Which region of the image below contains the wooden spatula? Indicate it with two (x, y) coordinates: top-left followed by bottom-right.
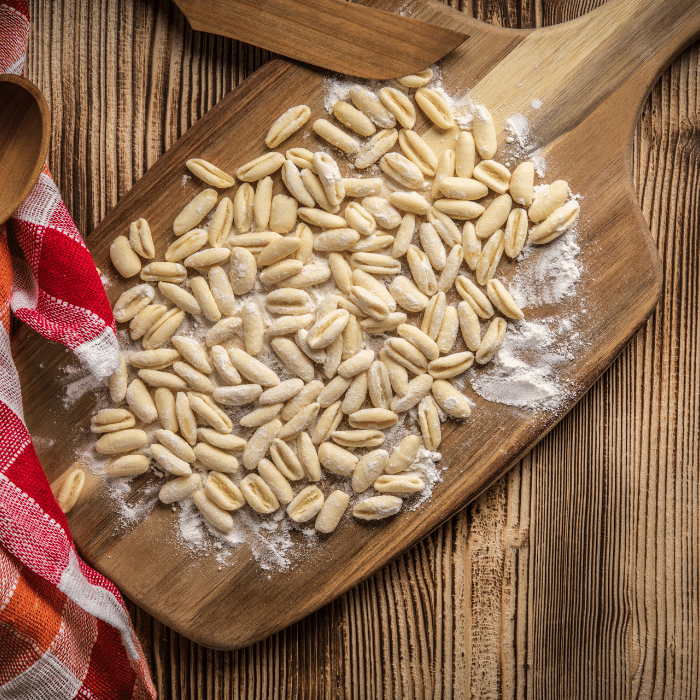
(171, 0), (469, 79)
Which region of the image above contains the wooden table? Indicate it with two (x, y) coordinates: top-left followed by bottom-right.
(22, 0), (699, 696)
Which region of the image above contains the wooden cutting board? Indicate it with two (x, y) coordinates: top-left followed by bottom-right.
(13, 0), (699, 650)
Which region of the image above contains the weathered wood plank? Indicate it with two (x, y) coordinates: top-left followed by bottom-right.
(21, 0), (700, 697)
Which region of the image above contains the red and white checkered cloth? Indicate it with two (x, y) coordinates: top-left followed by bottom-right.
(0, 2), (156, 697)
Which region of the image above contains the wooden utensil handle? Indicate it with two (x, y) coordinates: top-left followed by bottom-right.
(172, 0), (468, 79)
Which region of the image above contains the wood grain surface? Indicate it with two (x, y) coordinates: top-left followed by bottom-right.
(20, 0), (700, 695)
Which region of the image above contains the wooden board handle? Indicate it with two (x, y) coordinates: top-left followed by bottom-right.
(467, 0), (700, 149)
(565, 0), (700, 79)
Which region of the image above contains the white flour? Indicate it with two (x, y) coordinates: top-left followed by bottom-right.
(510, 230), (581, 308)
(504, 114), (529, 149)
(210, 510), (297, 570)
(530, 152), (547, 178)
(60, 361), (110, 412)
(63, 372), (104, 410)
(471, 317), (580, 409)
(177, 498), (207, 547)
(471, 225), (583, 410)
(403, 448), (443, 510)
(322, 77), (355, 113)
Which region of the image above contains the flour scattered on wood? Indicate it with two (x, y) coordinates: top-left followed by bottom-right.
(61, 362), (108, 411)
(471, 317), (581, 409)
(471, 225), (583, 410)
(210, 510), (297, 570)
(403, 448), (443, 510)
(177, 498), (207, 547)
(504, 115), (529, 149)
(511, 230), (581, 307)
(322, 77), (355, 114)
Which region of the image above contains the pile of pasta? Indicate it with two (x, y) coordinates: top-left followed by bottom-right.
(90, 67), (580, 536)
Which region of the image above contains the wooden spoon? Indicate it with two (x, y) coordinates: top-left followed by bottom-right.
(0, 74), (51, 225)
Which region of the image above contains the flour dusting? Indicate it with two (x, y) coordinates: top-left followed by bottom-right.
(403, 449), (443, 510)
(504, 115), (529, 148)
(510, 230), (581, 308)
(471, 318), (580, 409)
(471, 220), (583, 411)
(61, 363), (107, 411)
(177, 498), (207, 546)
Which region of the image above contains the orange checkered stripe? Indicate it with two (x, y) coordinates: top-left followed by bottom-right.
(0, 230), (12, 335)
(0, 545), (153, 699)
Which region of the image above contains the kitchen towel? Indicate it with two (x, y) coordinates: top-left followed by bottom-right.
(0, 1), (156, 697)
